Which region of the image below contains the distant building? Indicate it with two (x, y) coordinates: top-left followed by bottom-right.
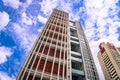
(17, 9), (99, 80)
(98, 42), (120, 80)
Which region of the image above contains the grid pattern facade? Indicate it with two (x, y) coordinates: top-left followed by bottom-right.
(98, 42), (120, 80)
(17, 9), (99, 80)
(17, 9), (70, 80)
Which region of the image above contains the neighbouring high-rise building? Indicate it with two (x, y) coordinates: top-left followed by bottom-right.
(17, 9), (99, 80)
(98, 42), (120, 80)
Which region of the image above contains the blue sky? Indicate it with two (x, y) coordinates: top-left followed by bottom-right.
(0, 0), (120, 80)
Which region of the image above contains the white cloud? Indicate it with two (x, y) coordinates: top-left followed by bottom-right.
(0, 11), (10, 30)
(0, 46), (12, 64)
(56, 0), (79, 20)
(21, 12), (33, 25)
(40, 0), (58, 15)
(2, 0), (22, 9)
(37, 15), (47, 23)
(38, 26), (44, 33)
(13, 23), (37, 52)
(84, 0), (120, 80)
(39, 0), (84, 21)
(26, 0), (32, 5)
(0, 71), (15, 80)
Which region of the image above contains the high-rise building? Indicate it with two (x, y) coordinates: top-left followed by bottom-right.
(98, 42), (120, 80)
(17, 9), (99, 80)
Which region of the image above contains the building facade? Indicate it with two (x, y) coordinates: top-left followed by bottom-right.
(17, 9), (99, 80)
(98, 42), (120, 80)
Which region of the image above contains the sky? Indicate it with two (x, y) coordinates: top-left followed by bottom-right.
(0, 0), (120, 80)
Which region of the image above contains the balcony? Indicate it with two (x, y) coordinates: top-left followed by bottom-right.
(72, 69), (84, 76)
(70, 26), (77, 30)
(71, 56), (82, 63)
(70, 28), (78, 38)
(71, 51), (81, 57)
(71, 42), (81, 53)
(70, 40), (79, 45)
(70, 36), (79, 40)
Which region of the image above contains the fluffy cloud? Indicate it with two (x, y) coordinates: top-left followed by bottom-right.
(0, 46), (12, 64)
(39, 0), (84, 21)
(84, 0), (120, 79)
(38, 26), (44, 33)
(21, 12), (33, 25)
(13, 23), (37, 52)
(2, 0), (22, 9)
(40, 0), (58, 15)
(0, 71), (15, 80)
(37, 15), (47, 23)
(0, 11), (10, 30)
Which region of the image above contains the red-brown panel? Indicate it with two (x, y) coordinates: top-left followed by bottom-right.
(38, 59), (45, 70)
(33, 58), (39, 69)
(61, 52), (64, 59)
(49, 33), (53, 38)
(54, 21), (56, 25)
(59, 36), (65, 41)
(43, 46), (49, 55)
(60, 29), (66, 34)
(53, 63), (58, 75)
(99, 43), (105, 53)
(62, 36), (65, 41)
(48, 26), (52, 29)
(59, 36), (62, 41)
(49, 48), (55, 57)
(35, 77), (40, 80)
(46, 32), (49, 36)
(59, 65), (63, 76)
(53, 34), (58, 39)
(39, 46), (44, 53)
(65, 53), (67, 60)
(45, 61), (52, 73)
(55, 27), (59, 32)
(28, 75), (40, 80)
(51, 26), (55, 30)
(28, 75), (33, 80)
(64, 66), (66, 77)
(57, 22), (60, 26)
(56, 50), (60, 58)
(61, 23), (63, 26)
